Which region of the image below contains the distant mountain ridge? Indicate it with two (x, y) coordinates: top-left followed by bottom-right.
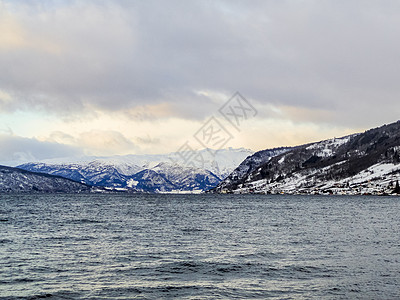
(212, 121), (400, 195)
(17, 148), (253, 193)
(0, 165), (91, 193)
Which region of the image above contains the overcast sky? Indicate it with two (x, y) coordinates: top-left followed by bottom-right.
(1, 0), (400, 164)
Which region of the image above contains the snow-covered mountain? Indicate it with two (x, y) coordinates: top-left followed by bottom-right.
(129, 169), (176, 193)
(151, 162), (221, 191)
(0, 165), (91, 193)
(17, 148), (253, 193)
(31, 147), (253, 179)
(212, 121), (400, 195)
(215, 147), (293, 191)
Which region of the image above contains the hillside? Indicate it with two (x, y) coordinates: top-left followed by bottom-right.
(0, 165), (91, 193)
(212, 121), (400, 195)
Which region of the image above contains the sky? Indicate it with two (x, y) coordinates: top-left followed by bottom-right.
(1, 0), (400, 165)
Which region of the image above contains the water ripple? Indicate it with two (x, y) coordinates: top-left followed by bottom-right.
(1, 194), (399, 299)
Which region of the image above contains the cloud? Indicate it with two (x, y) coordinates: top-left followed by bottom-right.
(0, 134), (83, 166)
(0, 129), (142, 166)
(135, 135), (160, 145)
(77, 130), (138, 156)
(1, 0), (400, 157)
(46, 129), (139, 156)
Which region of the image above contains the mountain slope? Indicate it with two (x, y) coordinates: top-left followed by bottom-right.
(130, 169), (177, 192)
(151, 162), (221, 191)
(212, 121), (400, 195)
(17, 148), (253, 193)
(214, 147), (292, 192)
(0, 165), (91, 193)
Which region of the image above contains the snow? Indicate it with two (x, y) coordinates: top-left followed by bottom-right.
(306, 135), (354, 151)
(126, 179), (138, 187)
(304, 135), (356, 158)
(344, 163), (400, 185)
(229, 161), (400, 195)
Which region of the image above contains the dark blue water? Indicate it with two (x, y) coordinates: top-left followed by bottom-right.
(0, 194), (399, 299)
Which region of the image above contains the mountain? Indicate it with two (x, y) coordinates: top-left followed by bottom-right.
(24, 147), (253, 179)
(151, 162), (221, 191)
(18, 161), (138, 188)
(129, 169), (177, 192)
(17, 161), (224, 193)
(214, 147), (293, 192)
(0, 165), (91, 193)
(212, 121), (400, 195)
(17, 148), (252, 193)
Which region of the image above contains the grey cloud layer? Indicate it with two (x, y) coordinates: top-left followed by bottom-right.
(1, 0), (400, 126)
(0, 134), (82, 166)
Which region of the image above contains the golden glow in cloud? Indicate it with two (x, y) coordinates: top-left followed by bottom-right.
(1, 89), (365, 157)
(0, 9), (62, 54)
(26, 101), (358, 156)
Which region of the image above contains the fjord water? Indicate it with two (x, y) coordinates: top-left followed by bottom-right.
(1, 194), (399, 299)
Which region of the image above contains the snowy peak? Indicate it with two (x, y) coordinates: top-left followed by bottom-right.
(16, 147), (253, 193)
